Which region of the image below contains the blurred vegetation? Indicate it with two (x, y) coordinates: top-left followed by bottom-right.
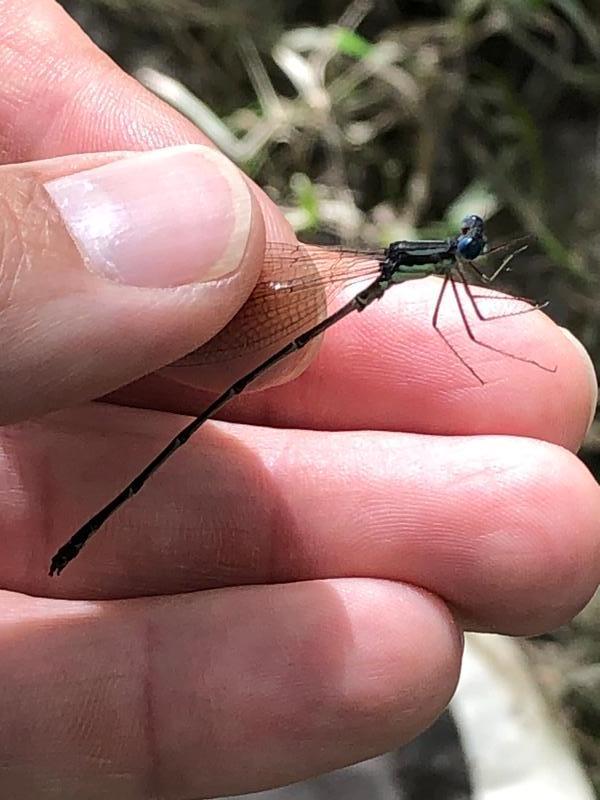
(60, 0), (600, 792)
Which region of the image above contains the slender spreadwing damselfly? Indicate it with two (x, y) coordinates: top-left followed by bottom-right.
(49, 214), (554, 576)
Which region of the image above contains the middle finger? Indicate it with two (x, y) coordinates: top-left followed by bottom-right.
(6, 404), (599, 633)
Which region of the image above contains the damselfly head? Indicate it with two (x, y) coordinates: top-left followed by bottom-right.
(457, 214), (487, 260)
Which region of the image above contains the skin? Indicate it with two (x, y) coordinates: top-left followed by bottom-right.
(0, 1), (599, 798)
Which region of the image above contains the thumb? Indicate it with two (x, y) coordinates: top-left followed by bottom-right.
(0, 145), (264, 424)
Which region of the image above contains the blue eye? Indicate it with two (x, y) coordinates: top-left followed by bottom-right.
(457, 235), (484, 260)
(461, 214), (484, 232)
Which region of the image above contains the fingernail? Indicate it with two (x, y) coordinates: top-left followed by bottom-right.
(44, 145), (252, 288)
(560, 327), (598, 435)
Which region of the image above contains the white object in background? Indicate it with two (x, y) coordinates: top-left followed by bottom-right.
(451, 633), (594, 800)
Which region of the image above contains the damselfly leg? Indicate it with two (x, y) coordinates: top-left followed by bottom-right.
(429, 238), (555, 381)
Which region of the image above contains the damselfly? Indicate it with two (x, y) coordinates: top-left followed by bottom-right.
(49, 214), (553, 576)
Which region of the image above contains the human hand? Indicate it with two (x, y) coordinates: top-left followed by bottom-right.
(0, 2), (599, 798)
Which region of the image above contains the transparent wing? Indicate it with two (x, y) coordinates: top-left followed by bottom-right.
(174, 242), (386, 366)
(171, 234), (534, 368)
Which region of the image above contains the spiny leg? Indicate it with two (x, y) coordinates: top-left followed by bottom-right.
(463, 258), (486, 282)
(462, 243), (529, 287)
(482, 244), (529, 283)
(484, 235), (532, 258)
(467, 294), (549, 317)
(432, 273), (485, 385)
(449, 272), (556, 373)
(456, 262), (548, 322)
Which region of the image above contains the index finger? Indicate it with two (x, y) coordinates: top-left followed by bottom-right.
(2, 1), (595, 452)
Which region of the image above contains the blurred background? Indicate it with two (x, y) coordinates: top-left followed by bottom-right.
(58, 1), (600, 797)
